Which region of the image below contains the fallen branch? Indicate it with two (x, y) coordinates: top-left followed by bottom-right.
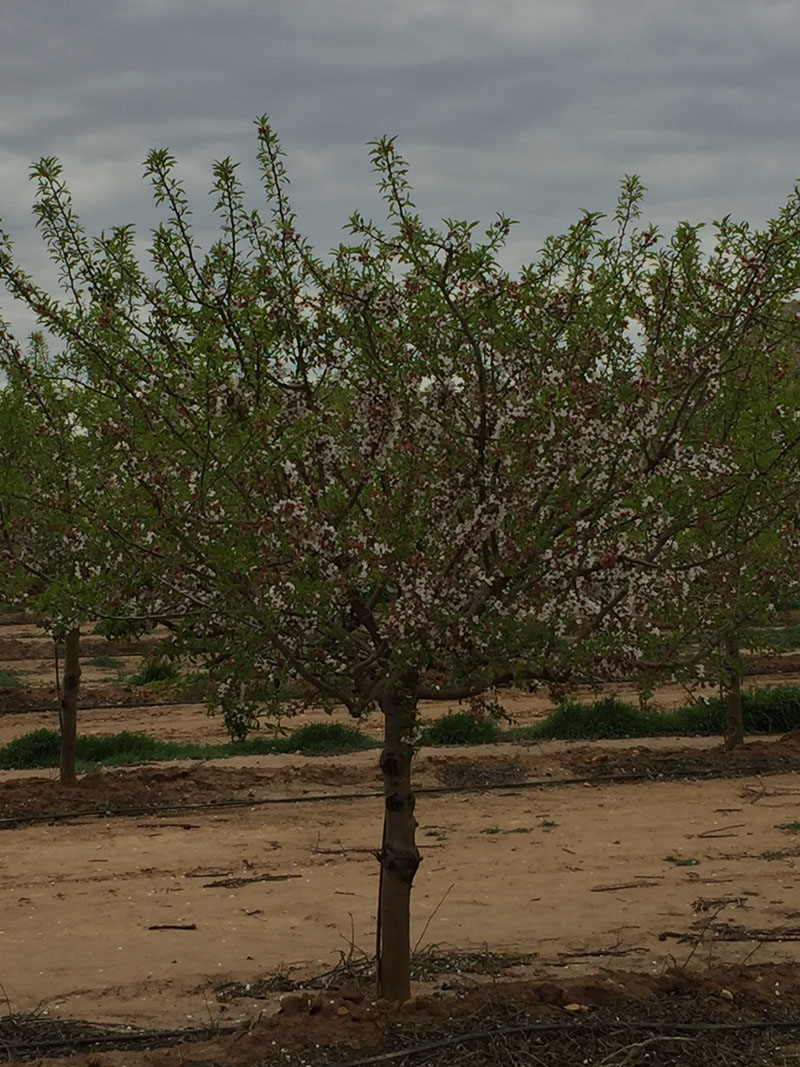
(137, 822), (200, 830)
(694, 823), (746, 839)
(202, 873), (300, 889)
(590, 880), (660, 893)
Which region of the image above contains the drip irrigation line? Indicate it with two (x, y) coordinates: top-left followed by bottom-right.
(2, 697), (207, 714)
(2, 759), (800, 829)
(1, 1022), (236, 1057)
(7, 1012), (800, 1063)
(329, 1016), (800, 1067)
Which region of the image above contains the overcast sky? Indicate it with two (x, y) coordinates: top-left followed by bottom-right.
(2, 0), (799, 338)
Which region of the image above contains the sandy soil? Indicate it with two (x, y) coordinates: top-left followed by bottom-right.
(6, 673), (800, 748)
(5, 617), (800, 1065)
(3, 744), (800, 1031)
(4, 618), (800, 732)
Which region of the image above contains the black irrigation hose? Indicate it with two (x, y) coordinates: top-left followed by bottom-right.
(1, 697), (207, 713)
(7, 1014), (800, 1065)
(0, 1022), (237, 1058)
(2, 759), (800, 829)
(329, 1017), (800, 1067)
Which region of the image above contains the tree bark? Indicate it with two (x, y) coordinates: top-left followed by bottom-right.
(723, 636), (744, 752)
(376, 684), (420, 1002)
(59, 627), (81, 786)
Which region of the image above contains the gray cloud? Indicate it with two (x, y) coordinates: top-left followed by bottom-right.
(3, 0), (800, 337)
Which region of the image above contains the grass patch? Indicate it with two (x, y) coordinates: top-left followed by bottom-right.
(513, 685), (800, 742)
(0, 729), (188, 771)
(0, 668), (24, 689)
(0, 729), (62, 768)
(777, 822), (800, 833)
(89, 656), (126, 669)
(664, 855), (699, 866)
(5, 682), (800, 774)
(774, 595), (800, 612)
(130, 661), (179, 686)
(673, 686), (800, 735)
(754, 625), (800, 653)
(523, 696), (650, 741)
(740, 686), (800, 733)
(0, 721), (379, 771)
(478, 825), (532, 836)
(417, 712), (502, 747)
(279, 722), (376, 755)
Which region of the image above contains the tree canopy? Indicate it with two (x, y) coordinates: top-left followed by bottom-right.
(3, 119), (800, 996)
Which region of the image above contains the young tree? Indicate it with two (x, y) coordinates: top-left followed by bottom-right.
(630, 297), (800, 748)
(3, 122), (800, 996)
(0, 348), (96, 785)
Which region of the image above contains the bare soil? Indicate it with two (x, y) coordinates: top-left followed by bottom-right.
(5, 619), (800, 1065)
(5, 750), (800, 1027)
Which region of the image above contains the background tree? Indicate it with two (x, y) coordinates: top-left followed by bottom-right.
(0, 338), (101, 785)
(628, 290), (800, 748)
(3, 122), (800, 995)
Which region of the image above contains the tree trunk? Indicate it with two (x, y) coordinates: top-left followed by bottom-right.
(376, 684), (420, 1002)
(59, 627), (81, 786)
(723, 636), (744, 752)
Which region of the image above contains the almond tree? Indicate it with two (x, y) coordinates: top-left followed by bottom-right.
(0, 345), (98, 784)
(3, 122), (800, 996)
(628, 294), (800, 748)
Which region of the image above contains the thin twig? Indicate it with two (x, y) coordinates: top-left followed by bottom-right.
(413, 883), (455, 955)
(695, 823), (746, 838)
(597, 1035), (693, 1067)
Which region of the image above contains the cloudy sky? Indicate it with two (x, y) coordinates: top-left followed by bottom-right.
(2, 0), (799, 337)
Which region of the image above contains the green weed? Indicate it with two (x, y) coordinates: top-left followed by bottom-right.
(0, 721), (378, 770)
(0, 668), (24, 689)
(754, 625), (800, 653)
(280, 722), (376, 755)
(520, 685), (800, 741)
(130, 661), (179, 686)
(0, 729), (62, 768)
(417, 712), (502, 747)
(529, 696), (648, 740)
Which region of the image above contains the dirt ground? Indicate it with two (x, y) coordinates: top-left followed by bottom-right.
(4, 617), (800, 734)
(6, 619), (800, 1065)
(5, 749), (800, 1029)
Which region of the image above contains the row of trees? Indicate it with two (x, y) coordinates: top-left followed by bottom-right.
(2, 120), (800, 997)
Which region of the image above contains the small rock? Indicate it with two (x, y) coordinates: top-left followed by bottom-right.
(720, 988), (734, 1001)
(603, 979), (627, 995)
(310, 994), (337, 1017)
(339, 985), (365, 1004)
(564, 1003), (586, 1013)
(374, 998), (399, 1012)
(279, 994), (309, 1015)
